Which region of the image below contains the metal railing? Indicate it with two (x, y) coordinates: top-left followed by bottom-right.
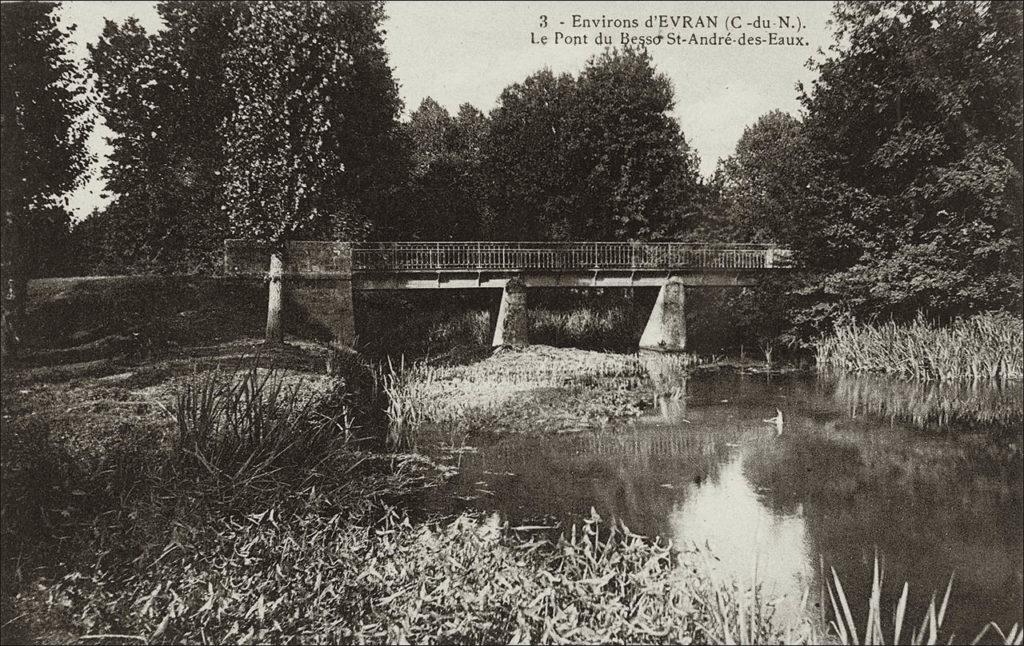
(352, 242), (791, 272)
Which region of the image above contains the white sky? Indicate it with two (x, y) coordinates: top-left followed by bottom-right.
(57, 0), (836, 219)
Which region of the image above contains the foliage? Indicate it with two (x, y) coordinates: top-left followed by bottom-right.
(171, 363), (357, 485)
(564, 48), (702, 240)
(713, 2), (1023, 337)
(88, 3), (235, 273)
(717, 110), (812, 244)
(816, 311), (1023, 381)
(1, 2), (91, 354)
(318, 0), (408, 242)
(400, 98), (490, 239)
(483, 49), (701, 241)
(482, 69), (579, 240)
(794, 1), (1024, 324)
(380, 345), (697, 447)
(222, 2), (353, 247)
(85, 1), (404, 267)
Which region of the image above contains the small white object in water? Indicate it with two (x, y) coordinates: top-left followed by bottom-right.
(763, 408), (784, 435)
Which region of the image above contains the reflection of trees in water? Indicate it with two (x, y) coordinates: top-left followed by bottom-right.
(831, 373), (1024, 431)
(459, 425), (741, 539)
(740, 420), (1024, 639)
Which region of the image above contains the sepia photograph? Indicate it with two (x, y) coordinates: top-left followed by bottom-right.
(1, 1), (1022, 643)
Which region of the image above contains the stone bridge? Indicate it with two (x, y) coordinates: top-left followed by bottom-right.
(225, 240), (792, 351)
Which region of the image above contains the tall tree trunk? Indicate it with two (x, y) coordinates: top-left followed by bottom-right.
(0, 215), (25, 359)
(265, 252), (284, 344)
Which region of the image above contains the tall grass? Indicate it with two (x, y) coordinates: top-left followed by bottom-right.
(826, 556), (1023, 645)
(378, 347), (701, 447)
(816, 312), (1023, 382)
(531, 304), (641, 351)
(171, 363), (356, 485)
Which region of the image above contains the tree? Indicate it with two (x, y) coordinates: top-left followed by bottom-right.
(1, 2), (91, 356)
(482, 49), (702, 241)
(401, 98), (489, 239)
(87, 1), (406, 269)
(483, 69), (578, 240)
(313, 0), (407, 242)
(88, 2), (235, 273)
(718, 110), (811, 243)
(221, 1), (356, 343)
(796, 1), (1023, 324)
(564, 48), (701, 240)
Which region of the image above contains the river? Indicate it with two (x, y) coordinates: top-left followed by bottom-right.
(419, 368), (1023, 641)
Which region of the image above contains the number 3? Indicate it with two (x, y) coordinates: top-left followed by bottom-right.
(539, 15), (547, 28)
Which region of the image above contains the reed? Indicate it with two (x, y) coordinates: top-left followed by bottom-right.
(378, 346), (701, 446)
(816, 312), (1023, 382)
(826, 555), (1023, 645)
(170, 362), (356, 486)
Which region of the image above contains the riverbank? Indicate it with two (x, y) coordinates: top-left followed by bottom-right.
(4, 275), (1019, 643)
(816, 312), (1023, 382)
(5, 342), (1022, 643)
(0, 344), (811, 644)
(382, 345), (699, 447)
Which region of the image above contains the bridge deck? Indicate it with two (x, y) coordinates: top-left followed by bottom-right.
(223, 240), (792, 289)
(352, 241), (790, 272)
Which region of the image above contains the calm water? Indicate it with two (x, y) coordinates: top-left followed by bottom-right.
(421, 369), (1023, 640)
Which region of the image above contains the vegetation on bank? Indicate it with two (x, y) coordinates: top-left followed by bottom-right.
(7, 351), (1019, 645)
(380, 345), (698, 448)
(816, 312), (1023, 382)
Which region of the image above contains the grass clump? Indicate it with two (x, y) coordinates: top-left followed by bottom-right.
(816, 312), (1023, 382)
(171, 362), (361, 486)
(379, 346), (701, 447)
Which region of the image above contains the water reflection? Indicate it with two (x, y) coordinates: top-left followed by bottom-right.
(422, 370), (1023, 640)
(831, 373), (1024, 431)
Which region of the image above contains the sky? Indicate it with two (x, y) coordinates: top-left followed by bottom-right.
(56, 0), (837, 219)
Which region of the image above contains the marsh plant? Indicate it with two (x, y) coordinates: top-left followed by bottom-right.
(816, 312), (1023, 382)
(825, 556), (1022, 645)
(378, 346), (701, 447)
(171, 362), (358, 485)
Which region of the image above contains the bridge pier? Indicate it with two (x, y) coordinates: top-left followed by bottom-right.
(639, 277), (686, 352)
(492, 278), (529, 348)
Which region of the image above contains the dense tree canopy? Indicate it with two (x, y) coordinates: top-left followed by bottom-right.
(1, 2), (91, 354)
(564, 49), (701, 240)
(483, 49), (701, 241)
(34, 0), (1023, 346)
(483, 69), (579, 240)
(796, 0), (1023, 323)
(86, 3), (235, 272)
(222, 2), (354, 246)
(714, 1), (1023, 342)
(86, 0), (404, 266)
(401, 99), (488, 240)
(717, 110), (811, 243)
